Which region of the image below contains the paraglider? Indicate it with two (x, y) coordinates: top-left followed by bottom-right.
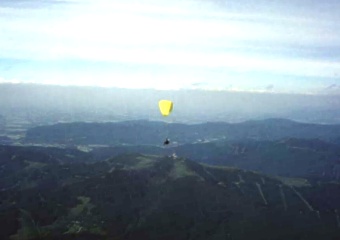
(158, 100), (173, 145)
(158, 100), (173, 117)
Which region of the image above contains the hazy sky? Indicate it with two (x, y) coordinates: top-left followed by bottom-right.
(1, 0), (340, 94)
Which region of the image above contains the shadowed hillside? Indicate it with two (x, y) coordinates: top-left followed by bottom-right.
(1, 150), (340, 239)
(88, 137), (340, 181)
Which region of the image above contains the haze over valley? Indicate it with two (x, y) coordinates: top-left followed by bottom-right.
(1, 84), (340, 138)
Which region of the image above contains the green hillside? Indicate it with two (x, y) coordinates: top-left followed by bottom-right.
(89, 138), (340, 181)
(1, 151), (340, 239)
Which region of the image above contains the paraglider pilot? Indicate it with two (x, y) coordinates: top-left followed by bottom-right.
(159, 100), (173, 145)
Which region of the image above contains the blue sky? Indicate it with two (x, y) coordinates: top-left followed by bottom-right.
(1, 0), (340, 94)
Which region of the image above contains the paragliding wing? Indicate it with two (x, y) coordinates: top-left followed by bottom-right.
(158, 100), (173, 117)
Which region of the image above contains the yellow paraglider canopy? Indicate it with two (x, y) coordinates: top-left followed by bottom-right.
(158, 100), (173, 117)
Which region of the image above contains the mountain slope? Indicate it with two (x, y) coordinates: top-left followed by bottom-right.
(89, 138), (340, 181)
(1, 153), (340, 240)
(174, 138), (340, 181)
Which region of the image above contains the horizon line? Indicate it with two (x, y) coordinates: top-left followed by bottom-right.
(0, 82), (338, 97)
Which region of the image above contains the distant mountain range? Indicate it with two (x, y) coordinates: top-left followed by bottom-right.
(24, 118), (340, 145)
(18, 119), (340, 182)
(1, 147), (340, 240)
